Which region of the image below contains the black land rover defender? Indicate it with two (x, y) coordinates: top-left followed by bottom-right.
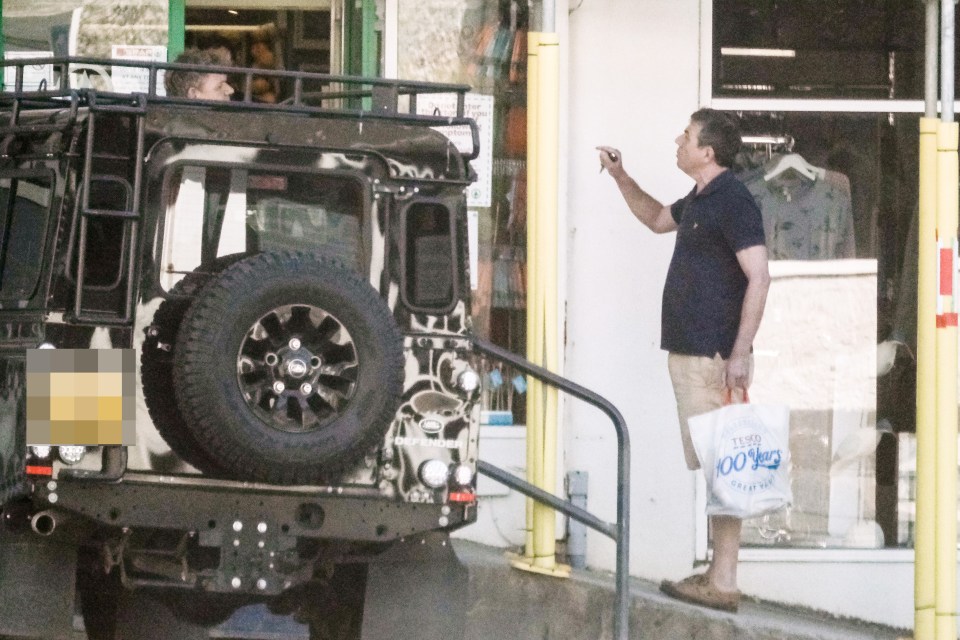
(0, 56), (484, 640)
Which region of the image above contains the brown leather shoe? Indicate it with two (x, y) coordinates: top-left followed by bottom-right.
(659, 573), (741, 613)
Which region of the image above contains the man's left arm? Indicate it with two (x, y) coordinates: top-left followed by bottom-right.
(726, 244), (771, 391)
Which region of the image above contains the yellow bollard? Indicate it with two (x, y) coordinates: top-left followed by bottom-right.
(522, 30), (541, 562)
(512, 31), (569, 579)
(934, 120), (958, 640)
(913, 118), (939, 640)
(914, 116), (937, 640)
(533, 32), (561, 571)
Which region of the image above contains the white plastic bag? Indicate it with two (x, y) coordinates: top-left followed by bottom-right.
(688, 401), (792, 518)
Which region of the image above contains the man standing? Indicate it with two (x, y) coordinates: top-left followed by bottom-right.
(598, 108), (770, 613)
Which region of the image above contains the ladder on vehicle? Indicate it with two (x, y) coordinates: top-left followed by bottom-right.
(0, 65), (148, 325)
(72, 93), (148, 326)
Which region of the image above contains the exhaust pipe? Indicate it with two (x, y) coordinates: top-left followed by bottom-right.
(30, 511), (57, 536)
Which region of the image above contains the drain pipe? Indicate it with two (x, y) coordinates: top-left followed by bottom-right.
(566, 471), (588, 569)
(542, 0), (555, 31)
(942, 0), (955, 121)
(928, 1), (940, 116)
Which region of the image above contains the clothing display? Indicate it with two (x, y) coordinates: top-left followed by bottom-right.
(742, 154), (855, 261)
(825, 142), (880, 259)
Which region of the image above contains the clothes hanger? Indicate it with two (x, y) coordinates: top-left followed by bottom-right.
(763, 152), (825, 182)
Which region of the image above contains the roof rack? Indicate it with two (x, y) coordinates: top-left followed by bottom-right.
(0, 56), (479, 158)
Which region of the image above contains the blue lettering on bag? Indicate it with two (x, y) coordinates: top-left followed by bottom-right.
(716, 447), (781, 477)
(748, 447), (781, 471)
(693, 405), (792, 515)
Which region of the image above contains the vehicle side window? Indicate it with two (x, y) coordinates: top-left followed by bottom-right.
(0, 175), (53, 301)
(161, 165), (364, 291)
(401, 201), (456, 312)
(245, 172), (363, 269)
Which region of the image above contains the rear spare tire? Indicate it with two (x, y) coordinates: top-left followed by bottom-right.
(141, 254), (248, 474)
(172, 251), (404, 484)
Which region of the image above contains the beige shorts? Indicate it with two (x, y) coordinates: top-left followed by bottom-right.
(667, 352), (752, 471)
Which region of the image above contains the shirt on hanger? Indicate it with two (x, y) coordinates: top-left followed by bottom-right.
(743, 169), (855, 260)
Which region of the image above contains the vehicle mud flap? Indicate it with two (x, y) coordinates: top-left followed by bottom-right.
(361, 531), (467, 640)
(0, 534), (78, 639)
(114, 588), (210, 640)
(0, 358), (26, 504)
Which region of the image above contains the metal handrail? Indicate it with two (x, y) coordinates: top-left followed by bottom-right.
(466, 335), (631, 640)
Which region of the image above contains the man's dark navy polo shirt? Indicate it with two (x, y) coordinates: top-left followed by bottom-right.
(662, 169), (765, 359)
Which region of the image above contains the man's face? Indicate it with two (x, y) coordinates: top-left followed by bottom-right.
(674, 120), (711, 176)
(188, 73), (234, 101)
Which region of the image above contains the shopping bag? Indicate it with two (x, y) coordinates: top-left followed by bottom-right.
(688, 396), (792, 519)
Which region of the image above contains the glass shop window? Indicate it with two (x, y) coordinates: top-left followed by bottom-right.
(398, 0), (529, 426)
(713, 0), (940, 100)
(2, 1), (168, 69)
(2, 2), (78, 57)
(185, 6), (337, 103)
(714, 0), (937, 551)
(1, 1), (77, 91)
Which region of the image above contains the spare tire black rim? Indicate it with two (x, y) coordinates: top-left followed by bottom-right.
(237, 303), (358, 433)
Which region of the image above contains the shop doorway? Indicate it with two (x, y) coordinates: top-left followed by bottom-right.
(184, 1), (341, 94)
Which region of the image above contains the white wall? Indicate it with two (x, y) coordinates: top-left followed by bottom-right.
(739, 557), (914, 628)
(564, 0), (703, 582)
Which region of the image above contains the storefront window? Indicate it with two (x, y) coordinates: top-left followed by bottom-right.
(2, 2), (78, 55)
(398, 1), (529, 426)
(713, 0), (938, 100)
(2, 1), (167, 60)
(185, 5), (338, 100)
(713, 1), (933, 550)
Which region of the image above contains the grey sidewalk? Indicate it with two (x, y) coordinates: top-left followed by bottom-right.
(456, 540), (908, 640)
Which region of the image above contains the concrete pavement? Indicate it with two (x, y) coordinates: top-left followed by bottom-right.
(455, 540), (907, 640)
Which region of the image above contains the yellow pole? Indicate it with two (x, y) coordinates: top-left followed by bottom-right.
(934, 120), (958, 640)
(533, 32), (560, 571)
(512, 30), (568, 579)
(914, 116), (938, 640)
(523, 29), (541, 562)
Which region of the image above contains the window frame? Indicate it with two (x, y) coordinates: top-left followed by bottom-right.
(697, 0), (936, 561)
(397, 197), (460, 316)
(157, 156), (371, 294)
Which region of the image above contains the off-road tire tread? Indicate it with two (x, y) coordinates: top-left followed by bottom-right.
(141, 255), (247, 473)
